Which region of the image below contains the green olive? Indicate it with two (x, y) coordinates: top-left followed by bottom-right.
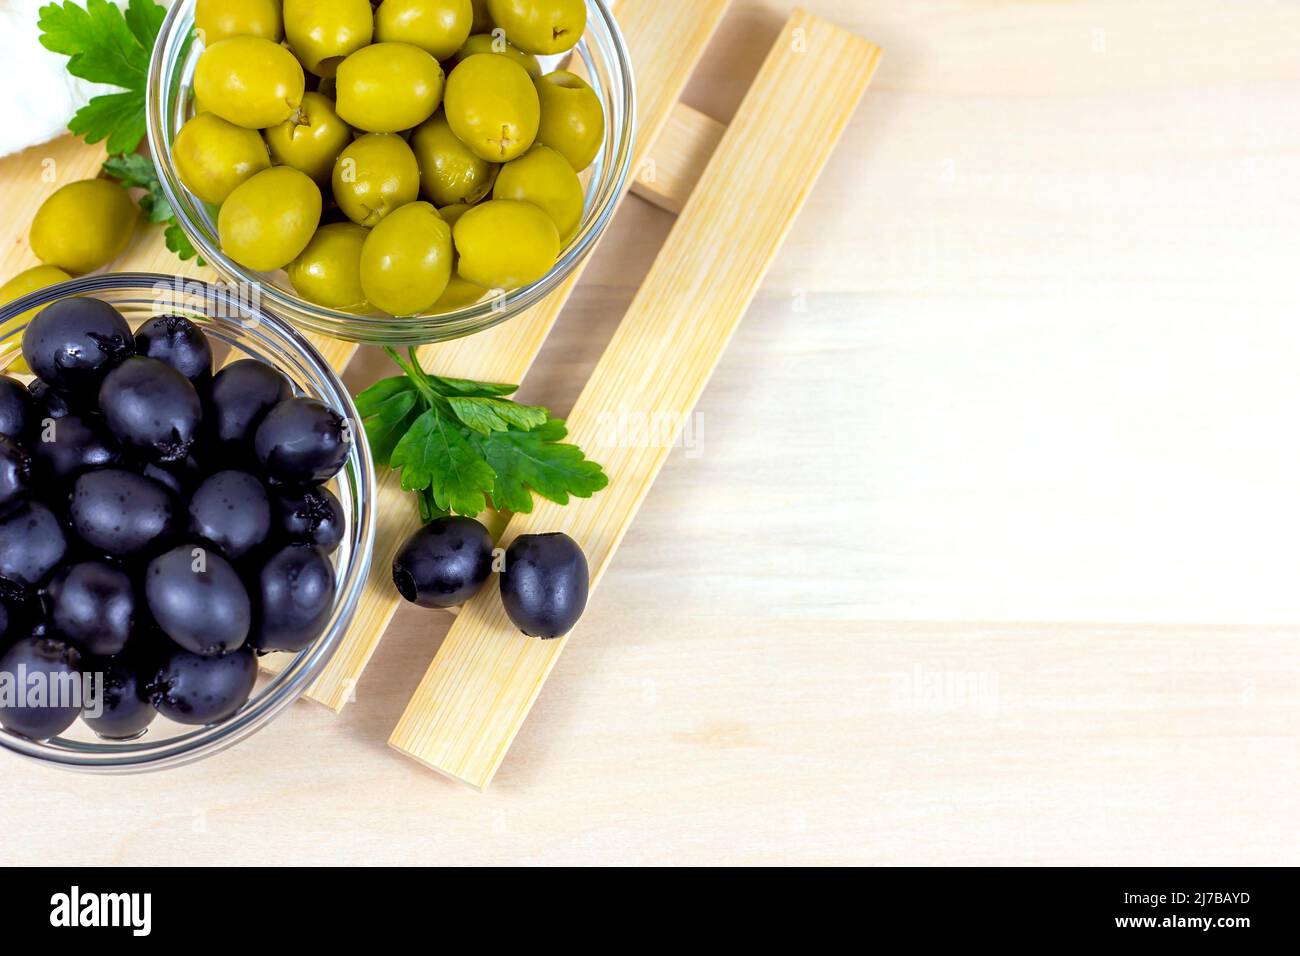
(443, 54), (539, 162)
(335, 42), (444, 133)
(30, 179), (138, 275)
(433, 273), (487, 311)
(283, 0), (374, 77)
(218, 166), (322, 271)
(359, 202), (453, 315)
(264, 92), (352, 183)
(194, 36), (305, 128)
(1, 265), (72, 373)
(534, 70), (604, 171)
(287, 222), (369, 309)
(485, 0), (585, 55)
(331, 133), (421, 227)
(470, 0), (493, 33)
(374, 0), (474, 60)
(448, 33), (542, 77)
(411, 113), (498, 207)
(453, 199), (557, 289)
(438, 203), (473, 227)
(195, 0), (283, 44)
(492, 145), (583, 243)
(173, 111), (271, 204)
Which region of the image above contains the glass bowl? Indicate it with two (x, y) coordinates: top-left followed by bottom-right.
(0, 273), (376, 772)
(146, 0), (636, 345)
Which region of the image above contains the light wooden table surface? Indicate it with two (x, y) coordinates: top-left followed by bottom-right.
(3, 0), (1299, 866)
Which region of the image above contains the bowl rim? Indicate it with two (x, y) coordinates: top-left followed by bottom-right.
(0, 272), (377, 772)
(146, 0), (637, 345)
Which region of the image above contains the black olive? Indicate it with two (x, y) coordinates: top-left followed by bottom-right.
(0, 635), (82, 739)
(392, 516), (493, 608)
(499, 532), (589, 639)
(250, 543), (336, 653)
(0, 374), (34, 439)
(145, 544), (250, 656)
(150, 644), (257, 725)
(254, 397), (351, 484)
(0, 436), (31, 516)
(21, 297), (133, 395)
(25, 379), (74, 421)
(81, 644), (157, 740)
(69, 468), (178, 558)
(272, 484), (345, 554)
(207, 359), (292, 452)
(133, 314), (213, 388)
(187, 470), (271, 560)
(29, 413), (120, 484)
(99, 356), (203, 462)
(46, 560), (135, 656)
(0, 500), (68, 589)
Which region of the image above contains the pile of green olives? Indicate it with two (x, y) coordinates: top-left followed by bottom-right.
(175, 0), (607, 318)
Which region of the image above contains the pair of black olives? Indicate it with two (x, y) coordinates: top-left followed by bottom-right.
(0, 296), (353, 741)
(393, 517), (589, 639)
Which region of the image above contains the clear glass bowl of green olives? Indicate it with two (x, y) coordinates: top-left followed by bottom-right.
(0, 273), (376, 772)
(147, 0), (635, 345)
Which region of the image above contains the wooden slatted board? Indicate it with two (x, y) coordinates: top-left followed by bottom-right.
(0, 2), (879, 788)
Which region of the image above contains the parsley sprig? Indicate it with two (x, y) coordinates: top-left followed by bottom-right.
(357, 349), (608, 521)
(38, 0), (165, 156)
(100, 153), (202, 262)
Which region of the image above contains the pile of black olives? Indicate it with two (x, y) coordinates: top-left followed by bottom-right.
(0, 297), (351, 742)
(393, 516), (588, 639)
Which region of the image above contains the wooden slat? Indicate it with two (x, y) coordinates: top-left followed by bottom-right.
(630, 103), (727, 214)
(302, 0), (733, 710)
(389, 10), (882, 788)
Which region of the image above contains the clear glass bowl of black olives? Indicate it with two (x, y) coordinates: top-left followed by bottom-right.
(0, 273), (375, 772)
(146, 0), (635, 346)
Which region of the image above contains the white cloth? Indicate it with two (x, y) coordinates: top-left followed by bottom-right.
(0, 0), (174, 158)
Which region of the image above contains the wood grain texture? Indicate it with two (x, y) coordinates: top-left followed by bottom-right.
(2, 0), (1299, 866)
(630, 103), (727, 214)
(389, 10), (881, 789)
(301, 0), (734, 710)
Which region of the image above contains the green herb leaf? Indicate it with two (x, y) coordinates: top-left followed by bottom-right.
(390, 409), (497, 517)
(427, 375), (518, 398)
(39, 0), (166, 156)
(163, 223), (202, 262)
(446, 395), (549, 434)
(480, 418), (609, 513)
(355, 376), (422, 467)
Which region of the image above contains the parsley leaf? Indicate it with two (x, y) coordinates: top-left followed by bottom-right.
(361, 349), (608, 519)
(39, 0), (167, 156)
(101, 152), (206, 265)
(355, 377), (422, 467)
(390, 409), (497, 517)
(446, 396), (549, 434)
(479, 419), (609, 513)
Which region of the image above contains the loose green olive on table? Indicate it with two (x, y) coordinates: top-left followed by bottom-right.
(30, 179), (138, 275)
(171, 0), (604, 318)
